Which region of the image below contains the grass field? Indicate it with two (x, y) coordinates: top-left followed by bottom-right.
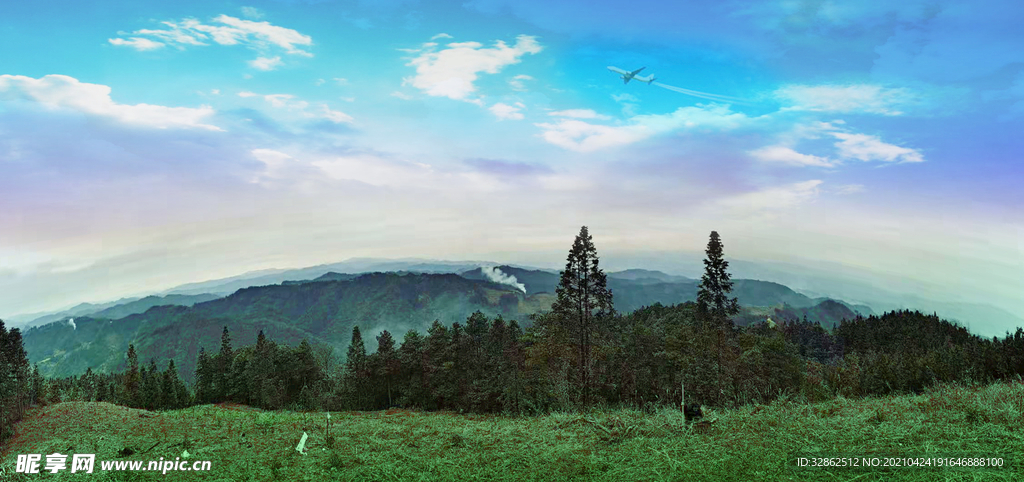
(2, 380), (1023, 481)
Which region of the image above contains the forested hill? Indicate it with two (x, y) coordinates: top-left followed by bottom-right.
(10, 293), (221, 329)
(22, 272), (545, 382)
(23, 270), (873, 383)
(458, 265), (869, 316)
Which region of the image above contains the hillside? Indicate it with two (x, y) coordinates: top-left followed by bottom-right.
(87, 294), (223, 320)
(8, 294), (220, 329)
(608, 269), (693, 283)
(163, 258), (491, 296)
(772, 299), (861, 329)
(281, 272), (360, 285)
(23, 273), (545, 382)
(460, 265), (559, 295)
(22, 269), (877, 382)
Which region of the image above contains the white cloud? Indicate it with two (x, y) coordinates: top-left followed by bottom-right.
(720, 180), (824, 212)
(108, 37), (165, 51)
(0, 74), (220, 131)
(548, 109), (610, 120)
(775, 84), (916, 116)
(831, 132), (925, 163)
(251, 148), (295, 183)
(211, 15), (312, 55)
(249, 56), (283, 71)
(831, 184), (866, 195)
(404, 35), (542, 102)
(536, 104), (750, 152)
(391, 91), (413, 100)
(312, 154), (434, 188)
(334, 78), (349, 85)
(611, 92), (640, 116)
(761, 121), (925, 167)
(509, 74), (533, 91)
(431, 33), (453, 40)
(263, 93), (306, 109)
(111, 14), (313, 68)
(749, 145), (835, 167)
(238, 90), (352, 122)
(535, 119), (648, 152)
(489, 102), (525, 120)
(240, 6), (265, 20)
(135, 22), (207, 46)
(319, 105), (354, 123)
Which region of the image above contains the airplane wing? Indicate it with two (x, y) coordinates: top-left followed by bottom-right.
(607, 66), (630, 75)
(630, 67), (646, 75)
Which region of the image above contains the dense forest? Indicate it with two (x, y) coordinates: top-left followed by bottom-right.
(4, 227), (1024, 446)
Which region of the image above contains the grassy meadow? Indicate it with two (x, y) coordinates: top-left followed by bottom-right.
(2, 380), (1023, 481)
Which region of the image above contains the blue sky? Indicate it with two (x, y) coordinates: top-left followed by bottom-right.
(1, 0), (1021, 326)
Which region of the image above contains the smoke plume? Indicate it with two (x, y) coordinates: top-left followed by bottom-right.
(480, 266), (526, 293)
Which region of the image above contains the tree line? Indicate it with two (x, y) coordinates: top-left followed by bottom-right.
(1, 320), (44, 441)
(5, 226), (1024, 426)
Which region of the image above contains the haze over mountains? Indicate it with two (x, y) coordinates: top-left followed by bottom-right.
(19, 254), (1022, 386)
(8, 256), (1022, 341)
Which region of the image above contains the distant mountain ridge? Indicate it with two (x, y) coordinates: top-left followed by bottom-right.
(7, 294), (221, 329)
(23, 272), (546, 382)
(163, 258), (497, 296)
(18, 266), (931, 384)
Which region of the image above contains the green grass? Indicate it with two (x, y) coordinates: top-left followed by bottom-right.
(2, 380), (1023, 481)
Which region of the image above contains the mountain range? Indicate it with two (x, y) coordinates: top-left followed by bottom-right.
(21, 264), (873, 382)
(14, 256), (1024, 383)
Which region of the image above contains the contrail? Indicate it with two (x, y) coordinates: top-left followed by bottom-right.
(652, 82), (756, 105)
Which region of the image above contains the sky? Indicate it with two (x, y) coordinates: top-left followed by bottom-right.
(1, 0), (1021, 324)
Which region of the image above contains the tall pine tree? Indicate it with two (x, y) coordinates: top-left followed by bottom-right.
(343, 326), (369, 409)
(551, 226), (614, 408)
(696, 231), (740, 406)
(216, 326), (234, 402)
(375, 330), (399, 407)
(194, 348), (214, 404)
(123, 344), (141, 407)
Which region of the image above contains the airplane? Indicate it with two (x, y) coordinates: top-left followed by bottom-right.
(607, 66), (656, 85)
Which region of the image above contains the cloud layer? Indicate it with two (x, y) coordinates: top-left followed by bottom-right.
(0, 74), (219, 130)
(110, 14), (313, 70)
(404, 35), (542, 102)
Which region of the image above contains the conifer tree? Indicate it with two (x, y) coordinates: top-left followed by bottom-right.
(343, 326), (369, 408)
(551, 225), (614, 408)
(143, 359), (162, 409)
(245, 330), (275, 408)
(375, 330), (399, 407)
(5, 326), (30, 418)
(424, 321), (454, 409)
(696, 231), (740, 405)
(96, 375), (108, 402)
(293, 339), (323, 409)
(697, 231), (740, 324)
(398, 330), (427, 407)
(216, 326), (234, 402)
(162, 359), (188, 409)
(82, 367), (96, 402)
(194, 347), (214, 404)
(123, 344), (141, 407)
(31, 364), (45, 405)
